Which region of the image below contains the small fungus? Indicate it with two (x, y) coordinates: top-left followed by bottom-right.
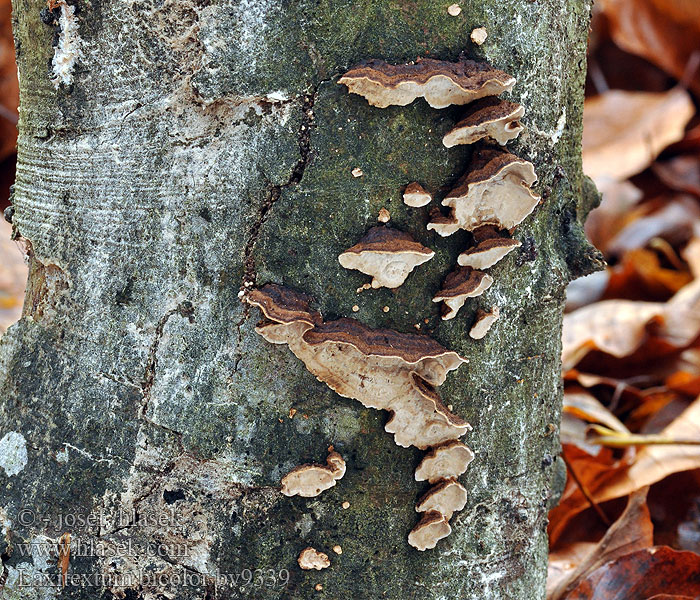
(442, 97), (524, 147)
(416, 478), (468, 519)
(408, 511), (452, 551)
(403, 182), (432, 207)
(433, 267), (493, 320)
(280, 450), (346, 497)
(342, 501), (350, 509)
(377, 207), (391, 223)
(427, 146), (540, 237)
(470, 27), (488, 45)
(352, 167), (364, 177)
(415, 440), (475, 484)
(469, 307), (500, 339)
(338, 227), (434, 289)
(458, 225), (521, 269)
(332, 545), (342, 555)
(298, 547), (331, 571)
(447, 3), (461, 16)
(338, 58), (515, 109)
(315, 584), (323, 592)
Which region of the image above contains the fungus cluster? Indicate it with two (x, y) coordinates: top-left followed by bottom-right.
(243, 54), (543, 558)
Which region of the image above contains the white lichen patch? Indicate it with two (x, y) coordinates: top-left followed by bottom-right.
(0, 431), (28, 476)
(51, 0), (82, 88)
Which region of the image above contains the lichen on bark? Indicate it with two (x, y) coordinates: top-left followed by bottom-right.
(1, 1), (595, 598)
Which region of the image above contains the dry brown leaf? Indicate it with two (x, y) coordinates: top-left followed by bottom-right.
(682, 234), (700, 278)
(0, 0), (17, 162)
(584, 180), (642, 254)
(564, 388), (629, 434)
(562, 300), (665, 370)
(606, 196), (700, 258)
(551, 396), (700, 543)
(599, 0), (700, 97)
(548, 488), (653, 600)
(654, 156), (700, 198)
(582, 88), (694, 186)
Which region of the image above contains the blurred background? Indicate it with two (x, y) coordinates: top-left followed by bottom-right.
(1, 1), (699, 597)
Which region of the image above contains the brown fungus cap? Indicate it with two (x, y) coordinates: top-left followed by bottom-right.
(408, 511), (452, 551)
(338, 57), (515, 109)
(298, 547), (331, 571)
(457, 228), (521, 269)
(443, 97), (525, 147)
(415, 440), (475, 484)
(428, 146), (540, 236)
(469, 307), (500, 340)
(385, 374), (471, 449)
(416, 478), (468, 519)
(338, 227), (434, 289)
(403, 182), (432, 207)
(280, 450), (346, 498)
(433, 267), (494, 320)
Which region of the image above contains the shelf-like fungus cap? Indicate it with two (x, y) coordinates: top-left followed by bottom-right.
(457, 227), (521, 269)
(280, 450), (346, 498)
(426, 207), (460, 237)
(385, 373), (471, 449)
(439, 146), (540, 234)
(469, 307), (500, 339)
(338, 227), (435, 289)
(415, 440), (475, 484)
(302, 317), (466, 384)
(246, 284), (323, 343)
(338, 57), (516, 109)
(298, 547), (331, 571)
(403, 182), (433, 207)
(416, 478), (468, 519)
(443, 97), (525, 147)
(433, 267), (494, 320)
(408, 511), (452, 551)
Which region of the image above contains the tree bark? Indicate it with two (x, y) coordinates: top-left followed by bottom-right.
(0, 1), (598, 598)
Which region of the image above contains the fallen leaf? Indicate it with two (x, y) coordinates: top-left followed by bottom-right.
(599, 0), (700, 97)
(654, 156), (700, 198)
(582, 88), (694, 186)
(0, 219), (27, 334)
(548, 488), (653, 600)
(0, 0), (17, 162)
(584, 180), (642, 254)
(564, 388), (629, 434)
(565, 546), (700, 600)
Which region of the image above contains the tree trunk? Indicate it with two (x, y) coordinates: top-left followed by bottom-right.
(0, 1), (598, 598)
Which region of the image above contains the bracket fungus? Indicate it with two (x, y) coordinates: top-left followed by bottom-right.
(338, 226), (434, 289)
(427, 146), (540, 236)
(403, 182), (432, 207)
(469, 307), (500, 340)
(298, 547), (331, 571)
(416, 478), (468, 519)
(415, 440), (475, 484)
(442, 97), (524, 147)
(457, 226), (521, 269)
(338, 57), (515, 109)
(433, 267), (494, 320)
(280, 450), (346, 497)
(408, 511), (452, 551)
(245, 284), (469, 450)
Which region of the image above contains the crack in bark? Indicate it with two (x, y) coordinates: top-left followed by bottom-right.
(139, 301), (195, 452)
(241, 90), (318, 290)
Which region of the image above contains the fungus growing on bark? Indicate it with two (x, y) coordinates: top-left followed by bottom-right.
(457, 226), (521, 269)
(416, 478), (468, 519)
(338, 227), (435, 289)
(433, 267), (494, 320)
(280, 451), (346, 497)
(469, 307), (500, 339)
(442, 97), (524, 147)
(427, 146), (540, 236)
(403, 183), (432, 207)
(338, 58), (515, 109)
(384, 373), (471, 449)
(408, 511), (452, 551)
(298, 547), (331, 570)
(246, 285), (470, 449)
(471, 27), (488, 45)
(415, 440), (475, 484)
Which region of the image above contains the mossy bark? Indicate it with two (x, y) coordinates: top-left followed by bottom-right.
(0, 1), (597, 598)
